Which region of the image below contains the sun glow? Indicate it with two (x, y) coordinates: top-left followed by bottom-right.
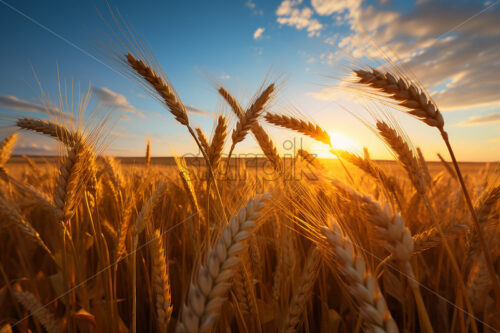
(311, 131), (362, 158)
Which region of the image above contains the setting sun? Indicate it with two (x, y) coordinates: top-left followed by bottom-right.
(311, 131), (362, 158)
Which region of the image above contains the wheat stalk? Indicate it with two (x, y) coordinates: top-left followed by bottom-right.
(437, 153), (457, 179)
(176, 194), (268, 333)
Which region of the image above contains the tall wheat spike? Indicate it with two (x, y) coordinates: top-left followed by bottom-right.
(208, 116), (227, 170)
(227, 84), (275, 160)
(281, 247), (321, 333)
(196, 128), (210, 156)
(264, 113), (330, 146)
(355, 67), (500, 301)
(218, 86), (282, 171)
(176, 194), (268, 333)
(321, 217), (398, 333)
(126, 53), (189, 126)
(353, 68), (444, 129)
(16, 117), (80, 147)
(0, 133), (18, 167)
(150, 229), (173, 331)
(376, 121), (425, 195)
(297, 149), (324, 170)
(146, 140), (151, 169)
(0, 196), (53, 258)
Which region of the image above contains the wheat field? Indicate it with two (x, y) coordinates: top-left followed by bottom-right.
(1, 23), (500, 333)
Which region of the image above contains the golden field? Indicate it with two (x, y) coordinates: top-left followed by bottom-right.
(0, 22), (499, 333)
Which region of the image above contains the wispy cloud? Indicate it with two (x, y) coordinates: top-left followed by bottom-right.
(0, 94), (73, 120)
(185, 104), (210, 115)
(276, 0), (323, 37)
(458, 112), (500, 126)
(253, 27), (265, 40)
(15, 142), (56, 155)
(92, 87), (145, 118)
(246, 0), (263, 15)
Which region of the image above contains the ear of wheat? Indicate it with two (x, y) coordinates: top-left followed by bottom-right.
(208, 116), (227, 170)
(126, 53), (189, 126)
(264, 113), (330, 146)
(228, 83), (275, 160)
(146, 140), (151, 168)
(196, 128), (210, 155)
(0, 196), (53, 258)
(150, 229), (173, 331)
(16, 117), (79, 147)
(13, 290), (61, 333)
(355, 67), (500, 301)
(176, 194), (268, 333)
(0, 133), (18, 167)
(281, 247), (321, 333)
(321, 217), (398, 333)
(218, 86), (282, 171)
(353, 68), (444, 130)
(376, 121), (425, 195)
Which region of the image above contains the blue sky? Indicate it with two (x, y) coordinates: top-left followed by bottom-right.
(0, 0), (499, 161)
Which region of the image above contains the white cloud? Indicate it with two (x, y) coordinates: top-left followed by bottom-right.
(458, 112), (500, 126)
(253, 27), (265, 40)
(276, 0), (323, 37)
(93, 87), (144, 118)
(311, 0), (362, 16)
(308, 0), (500, 111)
